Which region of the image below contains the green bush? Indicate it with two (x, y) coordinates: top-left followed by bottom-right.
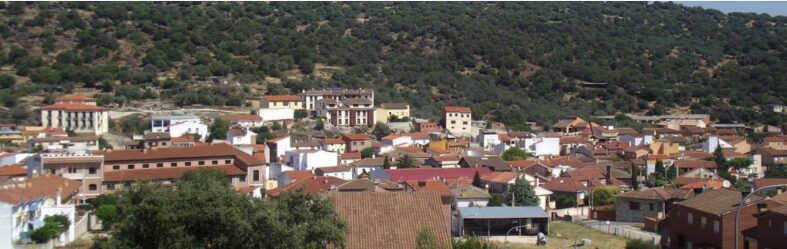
(625, 239), (660, 249)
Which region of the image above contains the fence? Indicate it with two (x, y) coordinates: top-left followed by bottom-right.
(587, 223), (660, 245)
(73, 213), (90, 239)
(550, 206), (589, 222)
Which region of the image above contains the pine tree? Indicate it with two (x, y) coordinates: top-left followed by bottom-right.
(383, 155), (391, 169)
(472, 171), (483, 188)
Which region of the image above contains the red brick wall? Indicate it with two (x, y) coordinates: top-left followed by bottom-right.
(667, 200), (782, 249)
(755, 211), (786, 249)
(591, 208), (616, 221)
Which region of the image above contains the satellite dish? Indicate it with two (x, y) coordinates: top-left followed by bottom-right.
(722, 180), (731, 188)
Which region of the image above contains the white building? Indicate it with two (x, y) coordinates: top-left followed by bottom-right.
(0, 153), (33, 166)
(40, 95), (110, 135)
(285, 149), (338, 171)
(226, 128), (257, 146)
(379, 134), (413, 154)
(265, 136), (291, 163)
(300, 88), (374, 113)
(151, 115), (209, 141)
(229, 114), (264, 128)
(314, 166), (354, 180)
(619, 134), (653, 147)
(522, 135), (560, 158)
(258, 108), (294, 122)
(477, 130), (501, 150)
(321, 138), (346, 154)
(703, 136), (734, 152)
(28, 136), (99, 152)
(444, 106), (472, 137)
(0, 175), (83, 247)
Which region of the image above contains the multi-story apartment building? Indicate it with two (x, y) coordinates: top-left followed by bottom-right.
(317, 98), (375, 127)
(29, 144), (267, 199)
(28, 151), (106, 201)
(300, 88), (374, 113)
(40, 95), (110, 135)
(664, 188), (783, 249)
(443, 106), (472, 137)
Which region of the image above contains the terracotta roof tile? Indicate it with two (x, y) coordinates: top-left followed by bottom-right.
(680, 179), (724, 190)
(267, 176), (344, 197)
(342, 134), (371, 141)
(0, 164), (27, 177)
(264, 95), (301, 102)
(103, 143), (265, 168)
(229, 114), (262, 122)
(386, 167), (492, 182)
(340, 152), (361, 160)
(327, 192), (451, 249)
(443, 106), (471, 113)
(617, 188), (693, 201)
(753, 178), (787, 188)
(41, 103), (109, 111)
(676, 188), (764, 216)
(674, 160), (717, 169)
(507, 160), (538, 168)
(0, 175), (80, 205)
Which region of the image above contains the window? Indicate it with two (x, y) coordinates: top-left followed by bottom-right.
(185, 162), (191, 166)
(253, 170), (260, 181)
(687, 212), (693, 225)
(212, 160), (218, 165)
(713, 220), (720, 234)
(784, 221), (787, 236)
(198, 161), (205, 166)
(142, 164), (149, 169)
(225, 160), (231, 164)
(157, 163), (163, 168)
(107, 183), (115, 190)
(68, 167), (77, 173)
(89, 167), (97, 174)
(649, 203), (655, 211)
(112, 165), (119, 170)
(127, 165), (135, 170)
(629, 202), (640, 210)
(171, 162), (177, 167)
(701, 216), (707, 229)
(89, 184), (97, 191)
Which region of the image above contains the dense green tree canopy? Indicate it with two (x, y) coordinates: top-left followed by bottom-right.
(91, 169), (345, 249)
(1, 2), (785, 125)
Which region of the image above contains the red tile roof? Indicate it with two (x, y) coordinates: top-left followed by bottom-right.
(507, 160), (538, 168)
(443, 106), (471, 113)
(0, 175), (80, 205)
(386, 167), (492, 182)
(405, 132), (432, 140)
(41, 103), (109, 111)
(404, 180), (452, 198)
(323, 138), (344, 144)
(0, 164), (26, 177)
(267, 176), (345, 197)
(340, 152), (361, 160)
(327, 192), (451, 249)
(680, 179), (724, 190)
(753, 178), (787, 188)
(281, 170), (314, 181)
(229, 114), (262, 122)
(342, 134), (371, 141)
(674, 160), (717, 169)
(481, 172), (522, 184)
(264, 95), (301, 102)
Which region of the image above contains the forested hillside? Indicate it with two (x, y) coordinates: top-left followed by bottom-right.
(0, 2), (785, 127)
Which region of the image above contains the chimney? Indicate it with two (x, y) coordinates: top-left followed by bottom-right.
(56, 187), (62, 206)
(757, 203), (768, 213)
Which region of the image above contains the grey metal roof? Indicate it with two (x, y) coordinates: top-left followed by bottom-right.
(458, 206), (548, 219)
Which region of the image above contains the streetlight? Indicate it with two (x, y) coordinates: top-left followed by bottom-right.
(734, 184), (787, 249)
(574, 221), (610, 248)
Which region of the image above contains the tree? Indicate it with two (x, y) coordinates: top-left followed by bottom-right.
(360, 147), (375, 159)
(416, 226), (439, 249)
(0, 74), (14, 88)
(372, 122), (392, 138)
(724, 157), (753, 170)
(487, 195), (503, 206)
(765, 164), (787, 178)
(91, 169), (346, 249)
(654, 160), (666, 187)
(501, 147), (528, 161)
(95, 205), (118, 229)
(294, 109), (308, 120)
(592, 186), (620, 207)
(98, 137), (113, 149)
(625, 239), (660, 249)
(504, 178), (539, 206)
(208, 118), (229, 141)
(472, 171), (483, 188)
(397, 154), (417, 168)
(713, 146), (727, 172)
(631, 164), (640, 190)
(383, 154), (391, 169)
(314, 119), (324, 131)
(31, 214), (71, 243)
(9, 106), (28, 123)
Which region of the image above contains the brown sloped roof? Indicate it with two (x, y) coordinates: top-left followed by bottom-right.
(342, 134), (371, 141)
(327, 192), (451, 249)
(674, 160), (717, 169)
(0, 175), (80, 205)
(267, 176), (345, 197)
(41, 103), (109, 111)
(0, 164), (27, 177)
(675, 188), (764, 216)
(264, 95), (301, 102)
(617, 188), (694, 201)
